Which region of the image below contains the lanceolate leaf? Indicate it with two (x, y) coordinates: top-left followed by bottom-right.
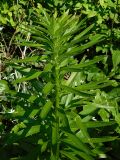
(73, 150), (94, 160)
(58, 108), (70, 129)
(84, 121), (116, 128)
(43, 82), (54, 95)
(74, 80), (115, 91)
(71, 24), (95, 44)
(25, 125), (41, 137)
(12, 71), (42, 84)
(66, 34), (104, 56)
(60, 151), (79, 160)
(61, 56), (106, 72)
(62, 85), (92, 97)
(75, 115), (94, 147)
(6, 124), (41, 145)
(83, 136), (118, 143)
(63, 132), (93, 155)
(40, 100), (53, 119)
(80, 104), (98, 115)
(7, 56), (42, 64)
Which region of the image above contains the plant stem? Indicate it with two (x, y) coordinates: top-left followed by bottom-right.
(55, 65), (60, 159)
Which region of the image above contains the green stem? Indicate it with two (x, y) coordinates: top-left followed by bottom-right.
(54, 66), (60, 159)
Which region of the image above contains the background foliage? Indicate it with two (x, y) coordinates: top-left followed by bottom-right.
(0, 0), (120, 160)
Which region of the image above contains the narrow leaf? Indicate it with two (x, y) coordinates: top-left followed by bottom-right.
(66, 34), (104, 57)
(72, 24), (94, 44)
(43, 82), (54, 95)
(83, 137), (118, 143)
(62, 85), (93, 97)
(73, 150), (94, 160)
(64, 132), (92, 155)
(61, 151), (79, 160)
(40, 100), (52, 119)
(12, 71), (42, 84)
(7, 56), (41, 64)
(84, 121), (116, 128)
(61, 56), (105, 72)
(75, 116), (94, 147)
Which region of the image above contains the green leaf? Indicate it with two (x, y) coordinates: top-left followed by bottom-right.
(99, 0), (107, 8)
(58, 108), (70, 129)
(61, 56), (105, 72)
(12, 71), (42, 84)
(43, 82), (54, 95)
(40, 100), (52, 119)
(83, 137), (118, 143)
(75, 81), (109, 91)
(111, 49), (120, 69)
(84, 121), (116, 128)
(0, 80), (9, 93)
(17, 40), (44, 48)
(41, 141), (48, 153)
(62, 85), (93, 97)
(80, 101), (114, 116)
(73, 150), (94, 160)
(98, 109), (110, 122)
(6, 124), (41, 145)
(44, 63), (53, 72)
(32, 35), (52, 48)
(66, 34), (104, 57)
(52, 122), (57, 145)
(75, 116), (94, 147)
(7, 56), (41, 64)
(80, 104), (97, 115)
(25, 125), (41, 137)
(72, 24), (94, 44)
(13, 105), (25, 117)
(29, 25), (50, 36)
(64, 132), (93, 155)
(61, 150), (79, 160)
(31, 80), (44, 93)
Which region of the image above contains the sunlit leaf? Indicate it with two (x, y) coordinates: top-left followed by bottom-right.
(40, 100), (53, 119)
